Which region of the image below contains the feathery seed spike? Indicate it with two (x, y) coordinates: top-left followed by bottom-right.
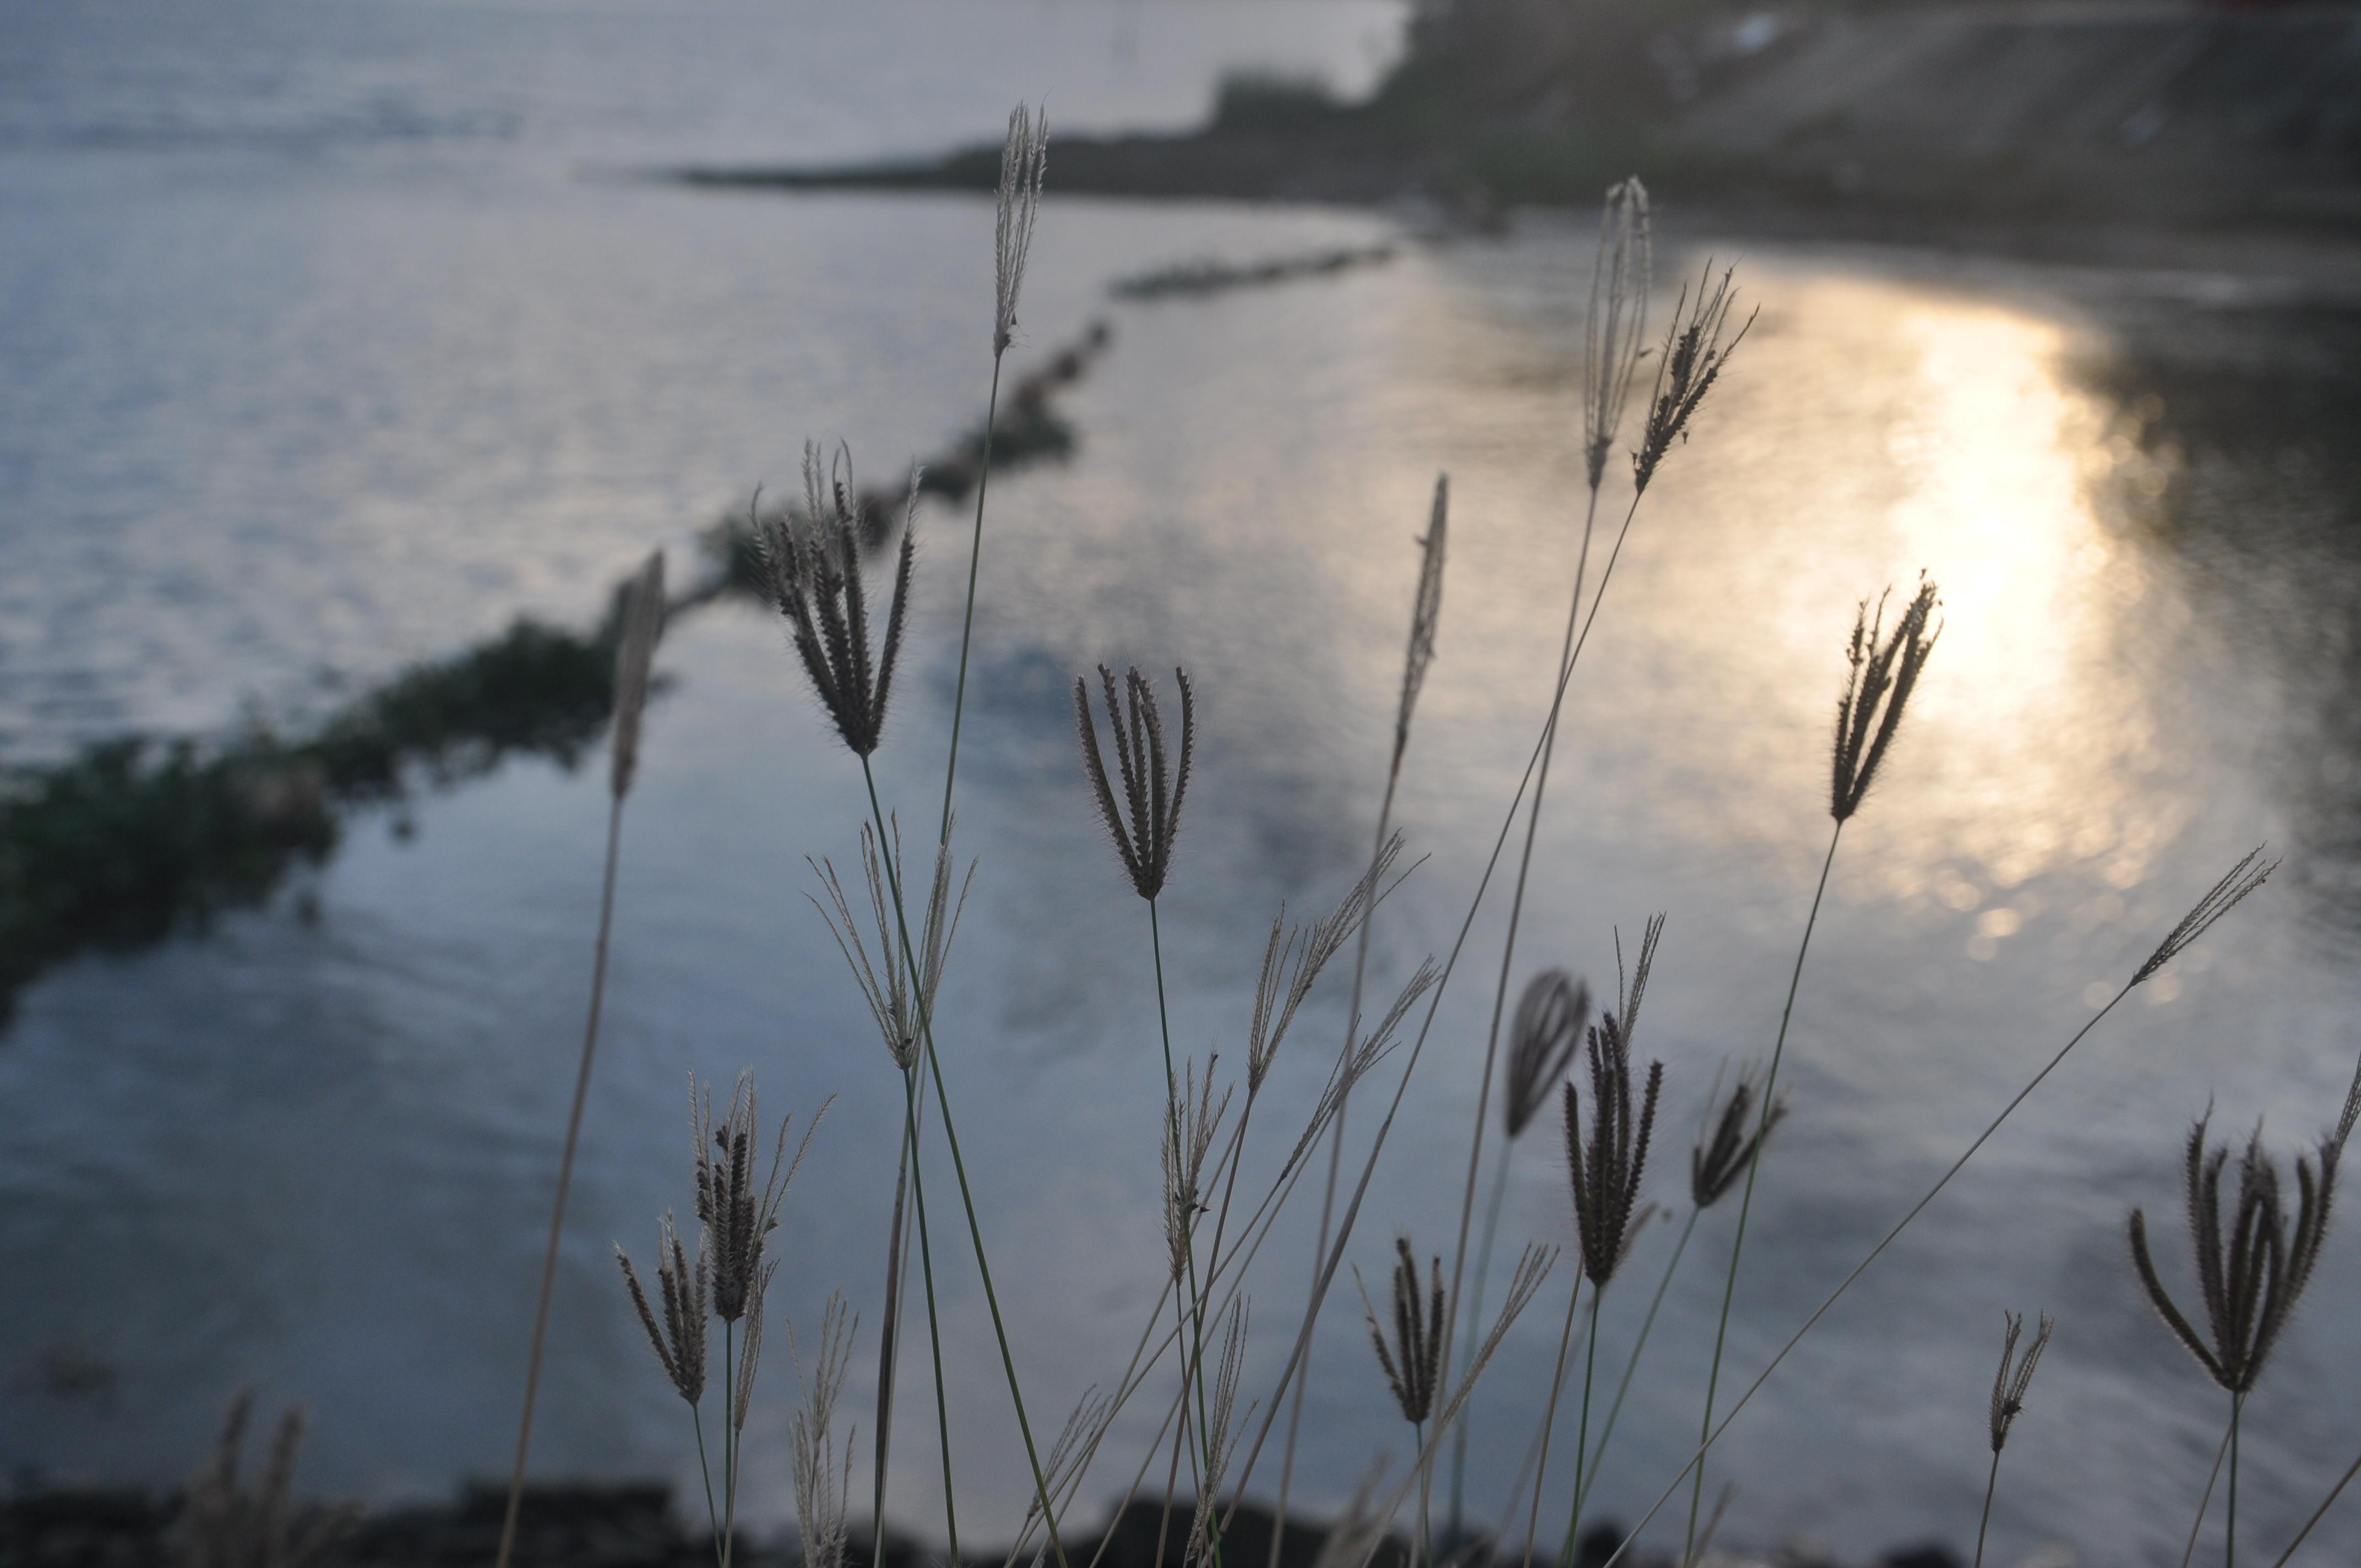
(1631, 260), (1752, 494)
(1831, 576), (1941, 822)
(1563, 917), (1667, 1286)
(994, 105), (1049, 356)
(754, 447), (918, 758)
(1583, 179), (1652, 492)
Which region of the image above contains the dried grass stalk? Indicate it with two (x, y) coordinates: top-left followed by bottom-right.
(1185, 1302), (1254, 1568)
(1988, 1309), (2053, 1454)
(810, 818), (976, 1071)
(1248, 834), (1407, 1094)
(994, 105), (1049, 356)
(608, 549), (666, 800)
(1163, 1057), (1234, 1282)
(177, 1390), (352, 1568)
(1582, 180), (1651, 492)
(2134, 848), (2278, 987)
(790, 1294), (859, 1568)
(1394, 477), (1448, 775)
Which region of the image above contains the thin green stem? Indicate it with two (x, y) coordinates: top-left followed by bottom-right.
(899, 1059), (962, 1564)
(937, 352), (1005, 848)
(2229, 1393), (2245, 1568)
(496, 795), (626, 1568)
(1591, 981), (2144, 1568)
(1274, 771), (1403, 1568)
(1557, 1284), (1605, 1568)
(721, 1320), (737, 1568)
(1152, 1397), (1190, 1568)
(1413, 1417), (1430, 1568)
(2270, 1437), (2361, 1567)
(1973, 1448), (2000, 1568)
(1437, 483), (1601, 1487)
(1449, 1146), (1517, 1544)
(1575, 1208), (1697, 1518)
(885, 342), (1000, 1559)
(1521, 1275), (1589, 1568)
(872, 1114), (910, 1552)
(1224, 484), (1655, 1539)
(2183, 1419), (2234, 1568)
(693, 1404), (725, 1568)
(1151, 897), (1223, 1567)
(860, 756), (1069, 1568)
(1685, 819), (1843, 1565)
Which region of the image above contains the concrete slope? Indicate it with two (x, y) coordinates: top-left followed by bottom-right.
(1677, 2), (2361, 221)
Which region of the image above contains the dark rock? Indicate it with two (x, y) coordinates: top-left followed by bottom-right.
(1880, 1546), (1963, 1568)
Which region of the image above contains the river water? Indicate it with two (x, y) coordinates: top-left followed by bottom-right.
(6, 4), (2361, 1566)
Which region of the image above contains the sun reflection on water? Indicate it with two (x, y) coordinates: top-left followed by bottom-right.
(1669, 276), (2208, 933)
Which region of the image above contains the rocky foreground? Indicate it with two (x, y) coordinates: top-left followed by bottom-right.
(0, 1483), (1984, 1568)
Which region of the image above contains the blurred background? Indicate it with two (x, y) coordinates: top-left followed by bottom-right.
(4, 2), (2360, 1565)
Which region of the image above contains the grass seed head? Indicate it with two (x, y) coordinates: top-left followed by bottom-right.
(1632, 260), (1752, 494)
(1074, 664), (1195, 901)
(2132, 847), (2277, 987)
(1161, 1056), (1232, 1282)
(788, 1293), (859, 1568)
(1394, 476), (1448, 774)
(1185, 1302), (1253, 1568)
(1691, 1057), (1787, 1210)
(1830, 575), (1941, 823)
(1358, 1236), (1446, 1426)
(2128, 1112), (2340, 1395)
(616, 1211), (708, 1405)
(1584, 178), (1652, 493)
(809, 816), (975, 1072)
(1506, 968), (1590, 1140)
(754, 444), (917, 758)
(994, 104), (1049, 356)
(1987, 1309), (2054, 1453)
(692, 1071), (825, 1324)
(1247, 833), (1406, 1093)
(1563, 916), (1667, 1286)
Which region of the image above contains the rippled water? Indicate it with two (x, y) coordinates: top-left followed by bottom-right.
(6, 5), (2361, 1566)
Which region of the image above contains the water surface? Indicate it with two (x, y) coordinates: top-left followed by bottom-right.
(6, 6), (2361, 1566)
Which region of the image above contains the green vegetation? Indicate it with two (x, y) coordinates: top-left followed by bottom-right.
(0, 318), (1111, 1026)
(0, 616), (617, 1021)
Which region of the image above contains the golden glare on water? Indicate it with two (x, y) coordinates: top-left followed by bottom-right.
(1588, 271), (2212, 933)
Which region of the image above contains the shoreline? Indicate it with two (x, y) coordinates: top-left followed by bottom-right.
(669, 139), (2361, 307)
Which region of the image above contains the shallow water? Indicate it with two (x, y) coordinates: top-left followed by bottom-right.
(7, 5), (2361, 1566)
